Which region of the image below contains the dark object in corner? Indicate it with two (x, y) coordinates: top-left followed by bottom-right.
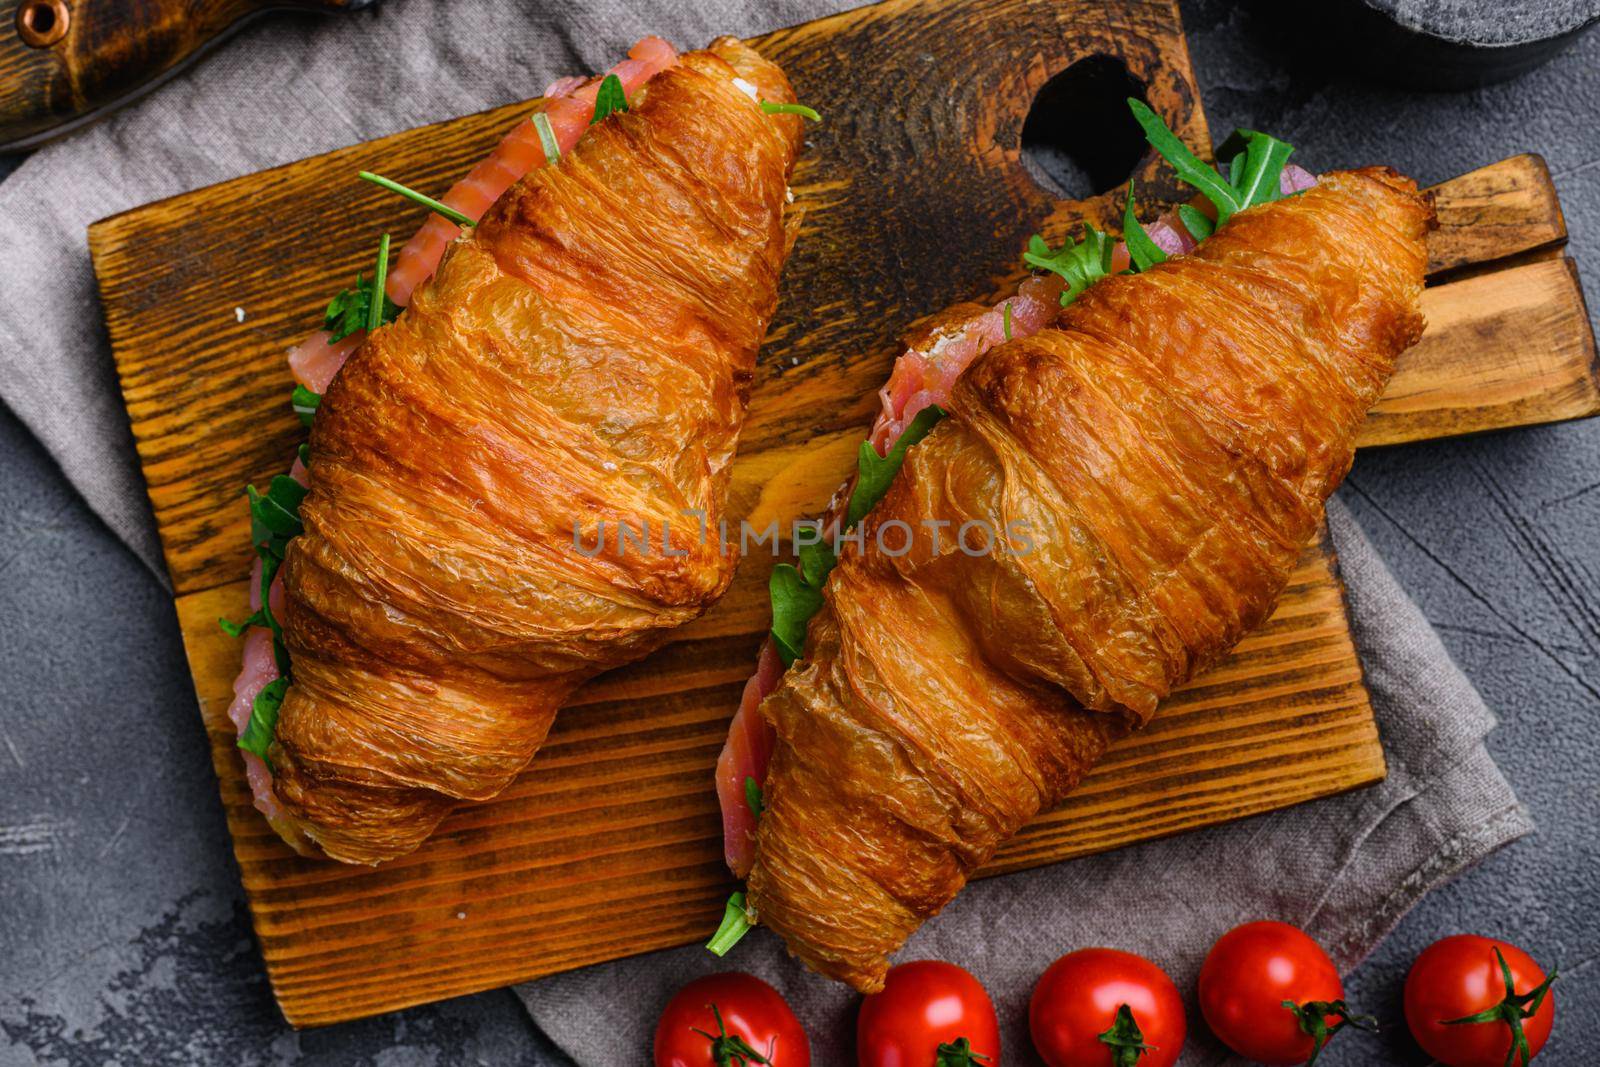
(0, 0), (378, 153)
(1343, 0), (1599, 89)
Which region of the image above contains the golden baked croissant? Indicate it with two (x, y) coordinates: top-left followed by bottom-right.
(264, 39), (804, 864)
(744, 168), (1434, 989)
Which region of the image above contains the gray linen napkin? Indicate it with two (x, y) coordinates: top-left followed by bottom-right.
(0, 1), (1529, 1063)
(514, 497), (1532, 1066)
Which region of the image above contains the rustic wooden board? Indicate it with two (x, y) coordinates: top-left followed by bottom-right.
(85, 0), (1597, 1028)
(171, 537), (1373, 1018)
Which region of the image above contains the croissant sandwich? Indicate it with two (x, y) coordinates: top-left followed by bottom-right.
(224, 36), (807, 864)
(712, 106), (1434, 989)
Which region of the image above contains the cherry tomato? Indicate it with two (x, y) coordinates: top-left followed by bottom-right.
(858, 961), (1000, 1066)
(654, 972), (810, 1067)
(1198, 921), (1372, 1065)
(1029, 948), (1185, 1067)
(1404, 935), (1556, 1067)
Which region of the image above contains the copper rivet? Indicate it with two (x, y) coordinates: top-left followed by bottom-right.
(16, 0), (69, 48)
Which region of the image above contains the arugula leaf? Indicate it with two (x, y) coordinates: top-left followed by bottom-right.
(291, 384), (321, 428)
(248, 476), (307, 544)
(1177, 204), (1215, 242)
(744, 777), (765, 820)
(766, 527), (841, 666)
(532, 111), (561, 165)
(1022, 226), (1116, 308)
(323, 271), (399, 343)
(769, 562), (825, 665)
(263, 555), (291, 677)
(226, 468), (310, 756)
(1126, 98), (1298, 226)
(760, 101), (822, 122)
(797, 538), (837, 588)
(246, 478), (307, 559)
(1127, 98), (1241, 223)
(1122, 181), (1168, 272)
(1220, 127), (1294, 209)
(228, 384), (322, 759)
(591, 74), (628, 124)
(270, 474), (309, 514)
(706, 891), (754, 956)
(244, 474), (307, 669)
(367, 233), (391, 335)
(238, 676), (289, 766)
(256, 539), (282, 616)
(847, 405), (945, 529)
(217, 608), (269, 638)
(358, 171), (474, 227)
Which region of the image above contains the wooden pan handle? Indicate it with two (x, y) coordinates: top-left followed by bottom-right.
(0, 0), (370, 152)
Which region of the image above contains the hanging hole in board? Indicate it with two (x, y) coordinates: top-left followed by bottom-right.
(17, 0), (70, 47)
(1021, 55), (1149, 201)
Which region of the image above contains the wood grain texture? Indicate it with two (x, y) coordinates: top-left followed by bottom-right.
(0, 0), (359, 151)
(1362, 256), (1599, 446)
(1425, 152), (1567, 276)
(83, 0), (1596, 1027)
(173, 538), (1375, 1025)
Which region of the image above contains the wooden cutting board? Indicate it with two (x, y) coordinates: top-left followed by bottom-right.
(87, 0), (1597, 1027)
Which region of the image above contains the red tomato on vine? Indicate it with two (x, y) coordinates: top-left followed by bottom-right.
(857, 961), (1000, 1066)
(1198, 921), (1375, 1065)
(1029, 948), (1185, 1067)
(1404, 935), (1557, 1067)
(653, 972), (810, 1067)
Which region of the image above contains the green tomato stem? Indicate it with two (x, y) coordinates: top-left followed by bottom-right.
(934, 1036), (991, 1067)
(1285, 998), (1377, 1066)
(1439, 948), (1558, 1067)
(1098, 1004), (1155, 1067)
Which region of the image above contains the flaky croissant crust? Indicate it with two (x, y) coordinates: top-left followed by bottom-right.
(747, 168), (1434, 990)
(269, 39), (803, 864)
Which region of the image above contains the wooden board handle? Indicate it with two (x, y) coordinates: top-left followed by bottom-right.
(1425, 153), (1567, 276)
(0, 0), (369, 151)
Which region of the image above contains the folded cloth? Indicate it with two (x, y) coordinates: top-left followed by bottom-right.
(0, 0), (1528, 1061)
(516, 497), (1531, 1066)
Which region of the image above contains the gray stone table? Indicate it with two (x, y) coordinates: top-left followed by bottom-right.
(2, 1), (1597, 1063)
